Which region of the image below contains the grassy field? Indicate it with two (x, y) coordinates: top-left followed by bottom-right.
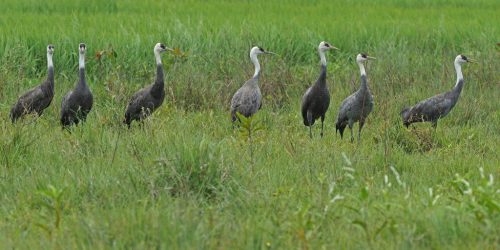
(0, 0), (499, 249)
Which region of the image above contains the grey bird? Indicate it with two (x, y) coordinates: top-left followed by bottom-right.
(335, 53), (376, 142)
(401, 55), (475, 128)
(10, 45), (55, 123)
(230, 46), (275, 123)
(301, 41), (339, 138)
(60, 43), (93, 127)
(124, 43), (173, 128)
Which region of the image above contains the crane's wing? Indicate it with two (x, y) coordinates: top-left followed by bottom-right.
(59, 90), (76, 126)
(10, 87), (41, 120)
(127, 87), (147, 107)
(231, 86), (261, 118)
(11, 86), (44, 113)
(336, 92), (357, 123)
(230, 86), (245, 113)
(408, 93), (452, 122)
(126, 86), (155, 114)
(301, 87), (313, 121)
(60, 90), (73, 113)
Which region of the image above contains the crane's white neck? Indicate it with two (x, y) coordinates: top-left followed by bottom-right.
(357, 61), (366, 76)
(250, 52), (260, 78)
(79, 53), (85, 69)
(454, 61), (463, 87)
(47, 53), (53, 69)
(319, 49), (327, 66)
(154, 50), (162, 65)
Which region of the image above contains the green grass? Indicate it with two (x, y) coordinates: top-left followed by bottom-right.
(0, 0), (499, 249)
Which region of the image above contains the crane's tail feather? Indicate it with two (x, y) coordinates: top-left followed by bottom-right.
(400, 107), (411, 127)
(9, 110), (17, 123)
(335, 121), (346, 139)
(301, 109), (314, 127)
(9, 103), (23, 123)
(303, 118), (315, 126)
(123, 112), (134, 129)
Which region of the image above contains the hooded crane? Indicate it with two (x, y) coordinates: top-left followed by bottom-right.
(124, 43), (173, 128)
(335, 53), (376, 142)
(60, 43), (93, 127)
(301, 41), (339, 138)
(10, 45), (55, 123)
(401, 55), (475, 128)
(230, 46), (275, 123)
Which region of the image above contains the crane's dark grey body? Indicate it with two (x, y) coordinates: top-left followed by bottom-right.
(10, 67), (54, 122)
(60, 68), (93, 127)
(230, 74), (262, 122)
(124, 64), (165, 127)
(301, 65), (330, 137)
(335, 75), (373, 141)
(401, 79), (464, 128)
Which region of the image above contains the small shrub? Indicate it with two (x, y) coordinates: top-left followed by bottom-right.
(153, 138), (230, 199)
(390, 124), (443, 153)
(33, 185), (66, 238)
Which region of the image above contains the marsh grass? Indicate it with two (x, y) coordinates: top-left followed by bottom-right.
(0, 0), (499, 249)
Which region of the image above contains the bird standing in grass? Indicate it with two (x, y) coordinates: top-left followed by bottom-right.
(301, 41), (339, 138)
(401, 55), (474, 128)
(230, 46), (275, 124)
(124, 43), (173, 128)
(335, 53), (376, 142)
(10, 45), (55, 123)
(60, 43), (93, 127)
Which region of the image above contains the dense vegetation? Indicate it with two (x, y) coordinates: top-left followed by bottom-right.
(0, 0), (499, 248)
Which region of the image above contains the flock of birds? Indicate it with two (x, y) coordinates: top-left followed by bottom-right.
(9, 42), (474, 141)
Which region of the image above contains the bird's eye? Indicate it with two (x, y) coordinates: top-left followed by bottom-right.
(259, 47), (265, 52)
(362, 54), (367, 58)
(461, 55), (468, 61)
(325, 43), (330, 47)
(160, 44), (165, 49)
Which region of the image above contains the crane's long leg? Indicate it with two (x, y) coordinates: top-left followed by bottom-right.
(320, 115), (325, 138)
(431, 120), (438, 141)
(432, 120), (438, 129)
(231, 112), (237, 129)
(349, 124), (354, 143)
(358, 120), (365, 143)
(307, 111), (313, 139)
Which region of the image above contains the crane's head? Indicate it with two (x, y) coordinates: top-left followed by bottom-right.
(154, 43), (174, 53)
(455, 55), (475, 64)
(79, 43), (86, 54)
(250, 46), (277, 57)
(356, 53), (376, 63)
(318, 41), (339, 52)
(47, 44), (55, 55)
